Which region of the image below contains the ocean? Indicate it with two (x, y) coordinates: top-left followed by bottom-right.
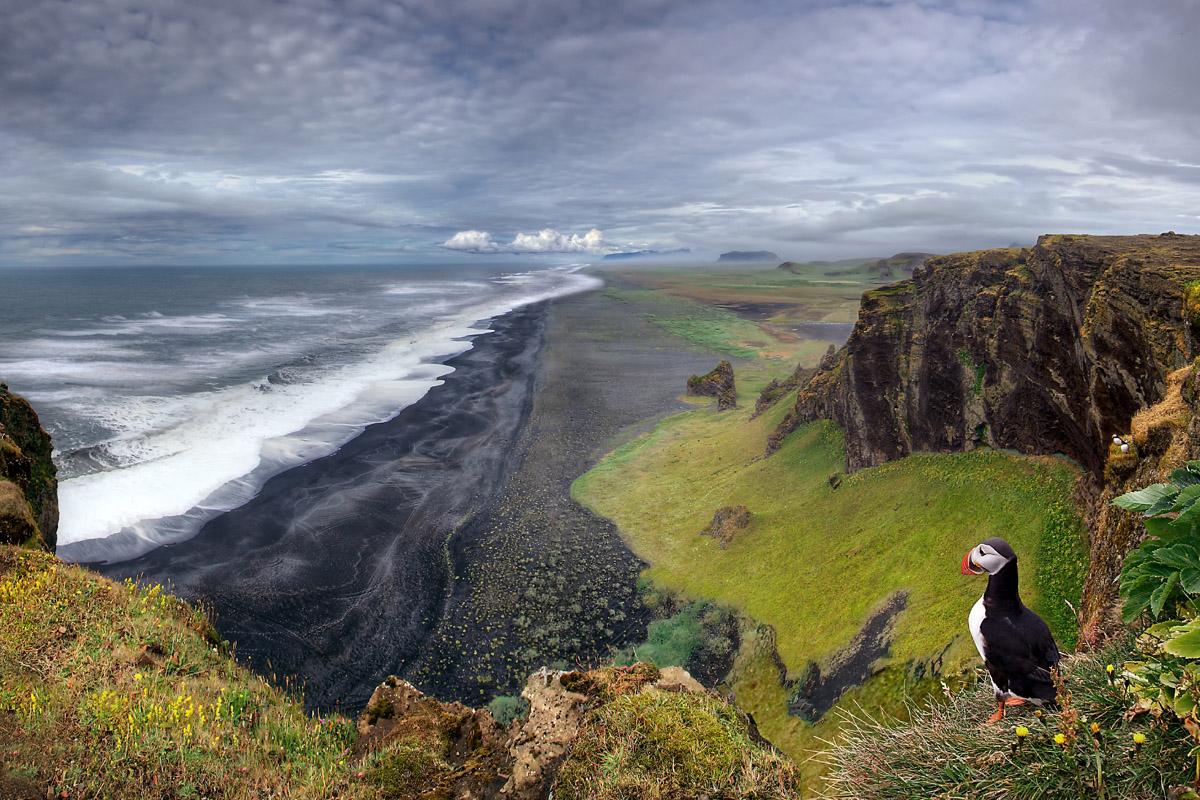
(0, 262), (599, 563)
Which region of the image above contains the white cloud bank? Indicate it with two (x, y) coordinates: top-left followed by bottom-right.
(444, 227), (605, 254)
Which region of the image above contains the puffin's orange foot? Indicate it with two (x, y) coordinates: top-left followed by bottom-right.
(1004, 697), (1026, 708)
(986, 703), (1004, 725)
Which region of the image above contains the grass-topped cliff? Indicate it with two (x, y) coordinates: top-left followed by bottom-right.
(0, 544), (799, 798)
(573, 364), (1085, 783)
(771, 233), (1200, 644)
(581, 234), (1200, 796)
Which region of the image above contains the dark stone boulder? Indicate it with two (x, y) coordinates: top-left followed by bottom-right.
(687, 360), (737, 411)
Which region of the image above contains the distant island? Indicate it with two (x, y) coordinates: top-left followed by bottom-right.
(602, 248), (691, 261)
(717, 250), (779, 262)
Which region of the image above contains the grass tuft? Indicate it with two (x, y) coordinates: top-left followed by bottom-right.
(553, 689), (802, 799)
(824, 644), (1195, 799)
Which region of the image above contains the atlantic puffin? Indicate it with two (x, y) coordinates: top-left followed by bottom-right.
(961, 537), (1060, 723)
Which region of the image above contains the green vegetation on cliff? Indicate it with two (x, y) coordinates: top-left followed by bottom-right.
(572, 303), (1086, 787)
(1, 545), (798, 799)
(0, 385), (58, 550)
(0, 547), (363, 799)
(825, 645), (1189, 799)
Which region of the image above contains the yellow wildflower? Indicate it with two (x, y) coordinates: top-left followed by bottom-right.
(1054, 733), (1067, 746)
(1015, 726), (1029, 738)
(1132, 732), (1147, 745)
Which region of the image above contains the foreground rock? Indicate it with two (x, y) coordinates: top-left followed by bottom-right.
(355, 663), (801, 799)
(0, 384), (57, 550)
(688, 360), (737, 411)
(770, 233), (1200, 642)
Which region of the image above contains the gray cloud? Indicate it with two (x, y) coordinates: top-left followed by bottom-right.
(0, 0), (1198, 264)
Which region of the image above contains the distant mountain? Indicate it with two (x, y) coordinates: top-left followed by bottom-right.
(870, 252), (936, 279)
(776, 252), (936, 278)
(717, 250), (779, 263)
(602, 248), (691, 261)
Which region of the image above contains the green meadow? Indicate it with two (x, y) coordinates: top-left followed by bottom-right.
(575, 267), (1087, 783)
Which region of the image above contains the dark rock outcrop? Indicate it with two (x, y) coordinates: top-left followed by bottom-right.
(771, 234), (1200, 474)
(769, 233), (1200, 642)
(700, 505), (751, 548)
(718, 250), (779, 263)
(0, 385), (57, 551)
(754, 345), (833, 417)
(687, 360), (737, 410)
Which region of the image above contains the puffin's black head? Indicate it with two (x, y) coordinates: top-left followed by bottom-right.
(960, 537), (1016, 576)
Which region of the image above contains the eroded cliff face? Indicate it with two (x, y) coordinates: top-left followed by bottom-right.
(769, 233), (1200, 642)
(0, 384), (57, 551)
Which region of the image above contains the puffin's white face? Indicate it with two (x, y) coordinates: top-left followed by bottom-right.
(960, 541), (1012, 576)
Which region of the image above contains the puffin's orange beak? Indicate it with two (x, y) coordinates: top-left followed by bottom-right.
(961, 550), (983, 575)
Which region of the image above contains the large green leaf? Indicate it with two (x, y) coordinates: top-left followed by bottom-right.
(1172, 501), (1200, 537)
(1114, 483), (1179, 513)
(1146, 516), (1188, 542)
(1164, 622), (1200, 658)
(1123, 576), (1159, 621)
(1182, 568), (1200, 594)
(1155, 544), (1200, 571)
(1170, 484), (1200, 515)
(1174, 468), (1200, 488)
(1151, 572), (1181, 619)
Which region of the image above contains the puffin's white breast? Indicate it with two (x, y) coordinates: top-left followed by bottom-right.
(968, 595), (987, 661)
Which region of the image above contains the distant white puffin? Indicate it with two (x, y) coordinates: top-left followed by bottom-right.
(961, 537), (1060, 723)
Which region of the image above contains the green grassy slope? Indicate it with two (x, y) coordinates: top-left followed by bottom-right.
(0, 547), (369, 799)
(572, 368), (1086, 780)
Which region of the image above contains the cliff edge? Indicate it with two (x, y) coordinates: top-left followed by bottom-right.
(769, 233), (1200, 641)
(0, 384), (57, 551)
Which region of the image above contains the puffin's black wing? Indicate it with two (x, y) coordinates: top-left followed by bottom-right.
(980, 607), (1060, 705)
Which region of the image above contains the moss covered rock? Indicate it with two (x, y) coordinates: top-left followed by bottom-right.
(688, 360), (737, 411)
(0, 385), (57, 550)
(701, 505), (751, 548)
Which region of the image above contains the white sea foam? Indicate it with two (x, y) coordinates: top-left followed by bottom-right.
(55, 266), (602, 558)
(49, 313), (236, 337)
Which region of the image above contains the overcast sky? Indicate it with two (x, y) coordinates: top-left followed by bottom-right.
(2, 0), (1198, 265)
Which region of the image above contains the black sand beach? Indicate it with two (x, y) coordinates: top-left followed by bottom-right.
(100, 286), (715, 711)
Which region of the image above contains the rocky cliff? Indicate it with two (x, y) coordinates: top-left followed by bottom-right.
(687, 360), (737, 411)
(0, 384), (57, 550)
(354, 662), (800, 799)
(768, 233), (1200, 641)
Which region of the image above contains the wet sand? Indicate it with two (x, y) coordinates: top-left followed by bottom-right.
(101, 287), (715, 711)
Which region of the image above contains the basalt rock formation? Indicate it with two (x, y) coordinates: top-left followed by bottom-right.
(0, 384), (57, 551)
(688, 360), (737, 411)
(769, 233), (1200, 642)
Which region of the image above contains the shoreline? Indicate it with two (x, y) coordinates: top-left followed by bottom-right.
(99, 302), (551, 712)
(96, 286), (719, 712)
(405, 287), (718, 704)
